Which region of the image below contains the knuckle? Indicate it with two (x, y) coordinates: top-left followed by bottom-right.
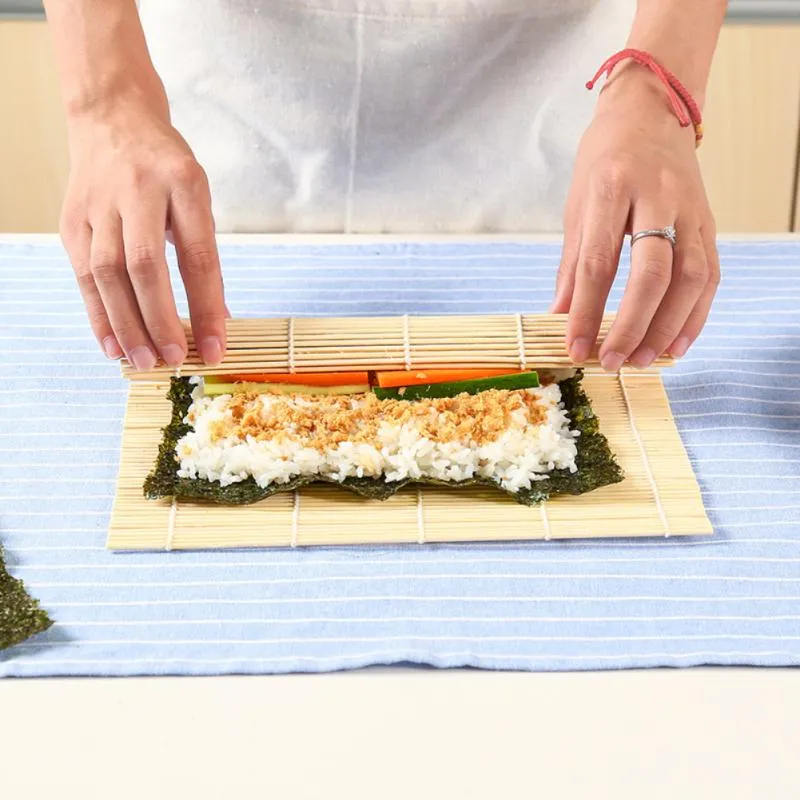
(126, 244), (162, 280)
(111, 320), (144, 346)
(638, 257), (672, 288)
(74, 269), (98, 295)
(145, 324), (177, 347)
(581, 245), (615, 280)
(125, 164), (151, 191)
(595, 160), (632, 200)
(556, 260), (573, 283)
(648, 321), (680, 344)
(180, 242), (218, 277)
(91, 251), (125, 283)
(608, 327), (642, 352)
(171, 158), (208, 191)
(705, 253), (721, 289)
(568, 308), (601, 334)
(191, 309), (224, 330)
(678, 259), (708, 290)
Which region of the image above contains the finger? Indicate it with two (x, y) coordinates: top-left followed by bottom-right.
(550, 200), (581, 313)
(62, 216), (121, 359)
(668, 222), (720, 358)
(169, 163), (227, 366)
(89, 215), (157, 371)
(600, 206), (674, 371)
(566, 188), (629, 363)
(629, 223), (708, 368)
(121, 194), (187, 367)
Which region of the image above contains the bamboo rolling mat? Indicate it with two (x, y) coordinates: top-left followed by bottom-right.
(108, 315), (709, 549)
(120, 313), (673, 379)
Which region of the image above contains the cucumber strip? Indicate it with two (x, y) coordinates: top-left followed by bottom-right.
(372, 371), (540, 400)
(204, 382), (371, 397)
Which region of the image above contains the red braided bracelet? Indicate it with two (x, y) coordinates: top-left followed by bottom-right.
(586, 48), (704, 147)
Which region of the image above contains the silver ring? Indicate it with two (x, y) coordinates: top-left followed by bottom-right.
(631, 225), (677, 247)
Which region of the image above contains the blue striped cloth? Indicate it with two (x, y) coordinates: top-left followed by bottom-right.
(1, 236), (799, 677)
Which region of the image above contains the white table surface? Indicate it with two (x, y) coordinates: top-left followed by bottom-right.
(2, 233), (798, 798)
(1, 669), (798, 798)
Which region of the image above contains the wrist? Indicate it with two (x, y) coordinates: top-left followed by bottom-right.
(593, 61), (700, 146)
(64, 75), (171, 163)
(64, 70), (168, 124)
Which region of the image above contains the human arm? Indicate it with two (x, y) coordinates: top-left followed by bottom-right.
(43, 0), (226, 368)
(552, 0), (727, 370)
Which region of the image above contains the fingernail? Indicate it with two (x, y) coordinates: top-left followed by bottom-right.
(631, 347), (656, 369)
(102, 336), (123, 360)
(199, 336), (223, 366)
(569, 337), (592, 364)
(601, 350), (626, 373)
(129, 346), (157, 371)
(161, 344), (185, 367)
(670, 336), (691, 359)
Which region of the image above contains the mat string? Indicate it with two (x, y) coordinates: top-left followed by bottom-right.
(416, 488), (425, 545)
(165, 499), (178, 552)
(291, 490), (300, 548)
(402, 314), (412, 371)
(618, 369), (671, 537)
(287, 317), (296, 374)
(540, 502), (551, 541)
(164, 364), (183, 552)
(515, 313), (527, 371)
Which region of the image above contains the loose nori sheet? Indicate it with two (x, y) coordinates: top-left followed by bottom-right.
(1, 544), (53, 651)
(144, 372), (623, 507)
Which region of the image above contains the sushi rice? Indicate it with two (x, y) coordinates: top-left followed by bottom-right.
(175, 381), (580, 494)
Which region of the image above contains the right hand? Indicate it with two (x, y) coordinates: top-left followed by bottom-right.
(60, 91), (227, 369)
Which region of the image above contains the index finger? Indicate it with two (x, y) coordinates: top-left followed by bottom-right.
(169, 166), (226, 366)
(566, 192), (628, 364)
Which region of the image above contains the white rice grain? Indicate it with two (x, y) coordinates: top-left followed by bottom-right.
(176, 383), (579, 492)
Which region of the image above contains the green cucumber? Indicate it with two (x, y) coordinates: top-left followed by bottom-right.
(203, 381), (371, 397)
(373, 371), (540, 401)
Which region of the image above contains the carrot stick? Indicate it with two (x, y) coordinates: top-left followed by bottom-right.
(376, 368), (523, 388)
(225, 372), (370, 386)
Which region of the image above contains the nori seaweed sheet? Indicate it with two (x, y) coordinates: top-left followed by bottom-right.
(1, 544), (53, 651)
(144, 372), (623, 507)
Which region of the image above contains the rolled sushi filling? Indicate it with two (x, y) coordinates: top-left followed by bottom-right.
(175, 381), (580, 494)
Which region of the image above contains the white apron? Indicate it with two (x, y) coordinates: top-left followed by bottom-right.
(138, 0), (635, 233)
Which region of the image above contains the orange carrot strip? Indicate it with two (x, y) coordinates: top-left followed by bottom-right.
(226, 372), (370, 386)
(376, 368), (523, 388)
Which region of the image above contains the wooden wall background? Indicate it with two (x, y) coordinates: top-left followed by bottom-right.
(1, 21), (799, 233)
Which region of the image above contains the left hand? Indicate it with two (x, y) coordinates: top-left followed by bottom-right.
(551, 67), (720, 371)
